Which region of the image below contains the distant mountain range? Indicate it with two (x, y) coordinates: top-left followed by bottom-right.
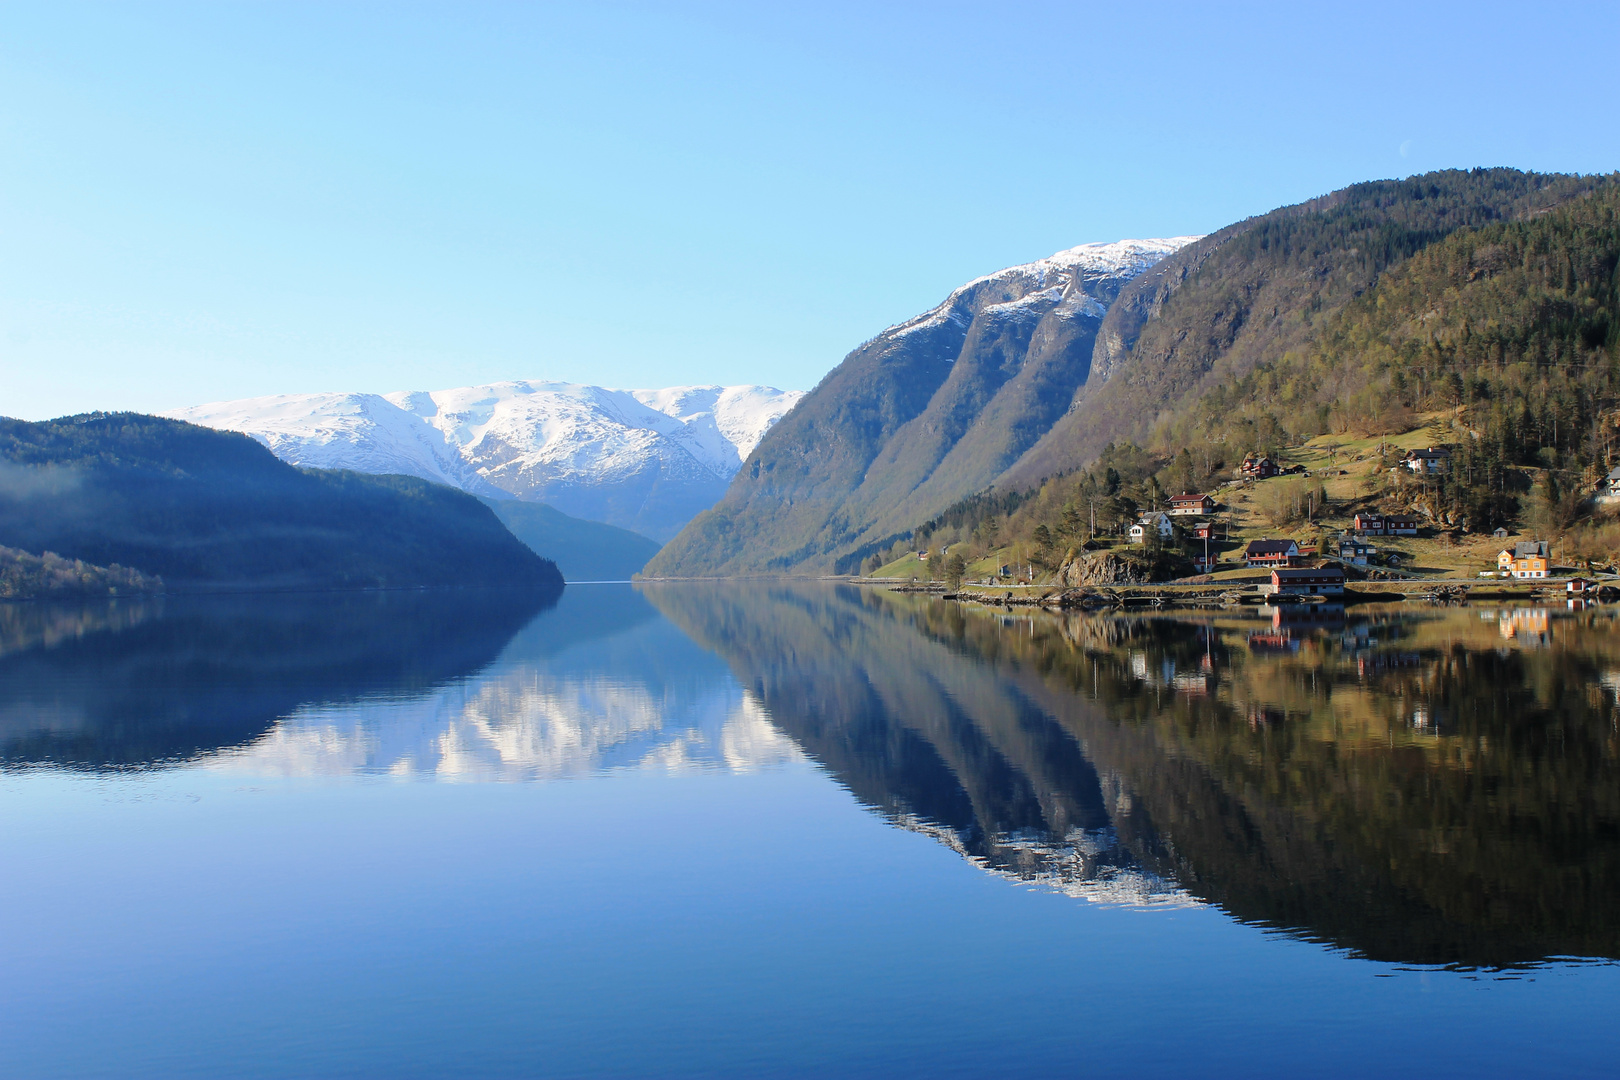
(0, 413), (563, 593)
(170, 381), (805, 542)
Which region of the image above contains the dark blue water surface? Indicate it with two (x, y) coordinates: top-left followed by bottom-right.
(1, 584), (1617, 1078)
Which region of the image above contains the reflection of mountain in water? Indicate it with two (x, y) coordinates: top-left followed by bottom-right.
(210, 587), (801, 778)
(643, 583), (1193, 907)
(0, 590), (555, 768)
(0, 585), (799, 779)
(645, 584), (1620, 966)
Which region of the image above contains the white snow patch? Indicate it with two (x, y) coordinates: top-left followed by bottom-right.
(881, 235), (1202, 346)
(169, 381), (807, 503)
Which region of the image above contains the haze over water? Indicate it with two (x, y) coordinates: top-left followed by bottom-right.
(2, 584), (1617, 1078)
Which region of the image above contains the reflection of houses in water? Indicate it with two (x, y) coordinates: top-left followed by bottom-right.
(1599, 671), (1620, 706)
(1409, 704), (1443, 735)
(1498, 608), (1551, 646)
(1171, 671), (1209, 696)
(1249, 603), (1346, 651)
(1247, 629), (1299, 653)
(1128, 645), (1214, 696)
(1356, 652), (1424, 679)
(1245, 704), (1287, 729)
(1269, 602), (1345, 628)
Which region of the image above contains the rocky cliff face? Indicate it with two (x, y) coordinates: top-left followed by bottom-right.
(646, 238), (1198, 576)
(1058, 551), (1153, 587)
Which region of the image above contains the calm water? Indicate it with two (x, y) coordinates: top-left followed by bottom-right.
(2, 584), (1618, 1078)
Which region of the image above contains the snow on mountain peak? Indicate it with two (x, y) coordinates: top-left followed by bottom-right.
(886, 235), (1202, 344)
(169, 380), (806, 541)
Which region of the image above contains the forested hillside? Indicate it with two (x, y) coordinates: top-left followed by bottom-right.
(0, 413), (565, 592)
(649, 168), (1618, 577)
(875, 183), (1620, 576)
(1003, 168), (1613, 487)
(0, 546), (162, 600)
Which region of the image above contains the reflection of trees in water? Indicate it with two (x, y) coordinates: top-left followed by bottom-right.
(0, 590), (556, 768)
(0, 597), (162, 661)
(647, 584), (1620, 966)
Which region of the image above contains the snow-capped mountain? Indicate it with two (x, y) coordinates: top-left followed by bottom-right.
(647, 236), (1202, 575)
(882, 237), (1202, 345)
(170, 381), (805, 541)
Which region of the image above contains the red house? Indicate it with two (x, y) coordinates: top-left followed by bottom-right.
(1268, 567), (1346, 596)
(1244, 539), (1300, 568)
(1241, 456), (1280, 479)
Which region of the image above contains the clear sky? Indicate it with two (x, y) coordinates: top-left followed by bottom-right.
(3, 1), (1618, 420)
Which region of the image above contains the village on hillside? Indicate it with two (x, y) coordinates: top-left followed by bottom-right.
(869, 416), (1620, 602)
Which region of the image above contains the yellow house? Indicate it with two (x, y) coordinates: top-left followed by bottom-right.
(1497, 540), (1549, 578)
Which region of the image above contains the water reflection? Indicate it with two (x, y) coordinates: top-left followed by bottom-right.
(0, 586), (799, 779)
(205, 587), (800, 779)
(644, 584), (1620, 967)
(0, 590), (553, 768)
(5, 582), (1619, 968)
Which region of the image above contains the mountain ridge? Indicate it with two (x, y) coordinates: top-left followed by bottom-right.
(645, 238), (1198, 576)
(170, 381), (805, 541)
(648, 168), (1618, 577)
(0, 413), (564, 593)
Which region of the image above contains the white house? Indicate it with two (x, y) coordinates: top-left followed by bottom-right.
(1129, 512), (1175, 543)
(1402, 447), (1451, 474)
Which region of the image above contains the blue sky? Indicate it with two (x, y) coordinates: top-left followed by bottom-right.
(3, 1), (1618, 420)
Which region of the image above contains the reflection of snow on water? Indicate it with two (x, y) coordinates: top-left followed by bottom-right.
(207, 670), (801, 780)
(890, 812), (1201, 909)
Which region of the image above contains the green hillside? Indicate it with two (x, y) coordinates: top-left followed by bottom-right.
(0, 413), (564, 593)
(880, 183), (1620, 577)
(481, 498), (661, 581)
(649, 168), (1618, 577)
(1003, 168), (1613, 487)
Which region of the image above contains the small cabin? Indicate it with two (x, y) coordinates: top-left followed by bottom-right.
(1567, 578), (1595, 595)
(1192, 521), (1218, 540)
(1241, 455), (1280, 480)
(1336, 538), (1375, 566)
(1402, 447), (1451, 474)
